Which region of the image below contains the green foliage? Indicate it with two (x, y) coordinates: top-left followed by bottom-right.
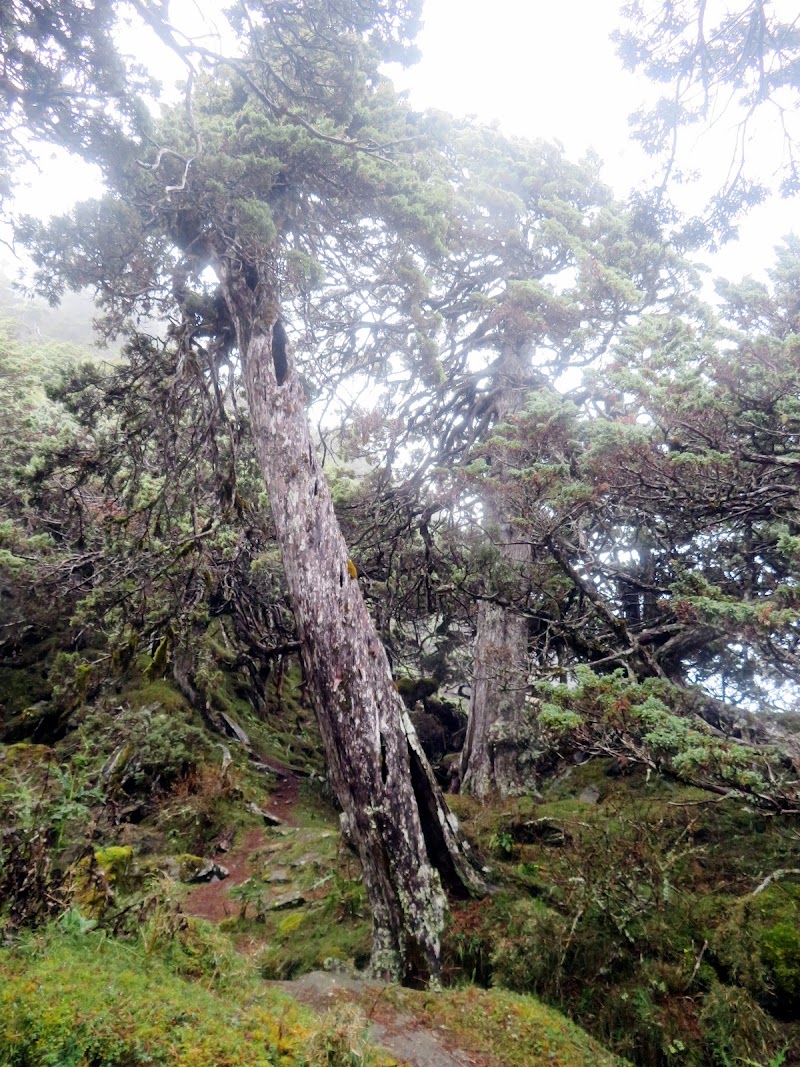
(82, 687), (213, 793)
(539, 703), (583, 733)
(488, 830), (516, 859)
(760, 923), (800, 1006)
(697, 983), (781, 1067)
(446, 764), (798, 1067)
(535, 670), (796, 810)
(0, 741), (103, 883)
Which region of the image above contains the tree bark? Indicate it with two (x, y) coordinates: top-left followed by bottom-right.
(459, 351), (540, 798)
(459, 531), (537, 798)
(220, 276), (486, 982)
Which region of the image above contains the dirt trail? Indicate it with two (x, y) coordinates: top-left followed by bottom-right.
(250, 755), (302, 822)
(183, 826), (265, 922)
(184, 757), (495, 1067)
(184, 754), (299, 923)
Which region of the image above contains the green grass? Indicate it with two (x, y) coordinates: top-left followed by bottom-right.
(0, 927), (372, 1066)
(385, 985), (630, 1066)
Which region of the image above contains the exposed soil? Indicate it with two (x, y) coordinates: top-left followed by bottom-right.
(253, 756), (301, 822)
(184, 757), (495, 1067)
(184, 754), (300, 923)
(183, 826), (266, 922)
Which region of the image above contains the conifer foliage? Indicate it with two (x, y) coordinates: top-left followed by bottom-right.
(2, 0), (799, 992)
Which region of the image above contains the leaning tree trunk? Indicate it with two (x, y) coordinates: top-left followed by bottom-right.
(459, 529), (537, 797)
(221, 275), (485, 983)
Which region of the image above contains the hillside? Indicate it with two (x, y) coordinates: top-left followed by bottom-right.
(1, 645), (798, 1065)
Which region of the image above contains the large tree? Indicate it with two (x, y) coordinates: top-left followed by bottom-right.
(381, 130), (699, 798)
(454, 239), (800, 809)
(12, 0), (496, 982)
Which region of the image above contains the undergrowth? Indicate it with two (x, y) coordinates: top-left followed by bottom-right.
(2, 653), (798, 1067)
(0, 925), (385, 1067)
(444, 761), (800, 1066)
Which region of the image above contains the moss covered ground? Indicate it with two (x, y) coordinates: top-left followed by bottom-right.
(382, 984), (630, 1066)
(1, 655), (798, 1067)
(443, 761), (799, 1066)
(0, 925), (379, 1066)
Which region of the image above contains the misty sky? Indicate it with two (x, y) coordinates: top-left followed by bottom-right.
(7, 0), (796, 286)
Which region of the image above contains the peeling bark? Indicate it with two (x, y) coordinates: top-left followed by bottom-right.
(220, 276), (486, 982)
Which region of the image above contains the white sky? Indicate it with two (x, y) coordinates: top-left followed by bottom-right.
(6, 0), (796, 288)
(390, 0), (795, 287)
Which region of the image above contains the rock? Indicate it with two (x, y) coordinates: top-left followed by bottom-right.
(211, 827), (235, 853)
(251, 761), (283, 779)
(290, 852), (322, 868)
(116, 824), (167, 856)
(322, 956), (355, 974)
(0, 703), (62, 744)
(216, 744), (232, 774)
(0, 742), (55, 768)
(220, 712), (251, 747)
(269, 890), (305, 910)
(175, 854), (229, 883)
(409, 696), (468, 762)
(579, 785), (601, 804)
(513, 817), (572, 847)
(190, 860), (229, 884)
(265, 867), (290, 883)
(159, 857), (181, 880)
(606, 757), (631, 778)
(394, 676), (439, 709)
(249, 802), (284, 825)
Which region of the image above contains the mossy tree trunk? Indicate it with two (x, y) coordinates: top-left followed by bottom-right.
(459, 532), (535, 798)
(220, 270), (486, 982)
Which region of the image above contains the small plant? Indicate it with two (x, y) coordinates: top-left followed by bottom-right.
(229, 876), (272, 922)
(741, 1049), (788, 1067)
(56, 908), (97, 936)
(489, 830), (516, 858)
(324, 873), (367, 921)
(517, 861), (540, 878)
